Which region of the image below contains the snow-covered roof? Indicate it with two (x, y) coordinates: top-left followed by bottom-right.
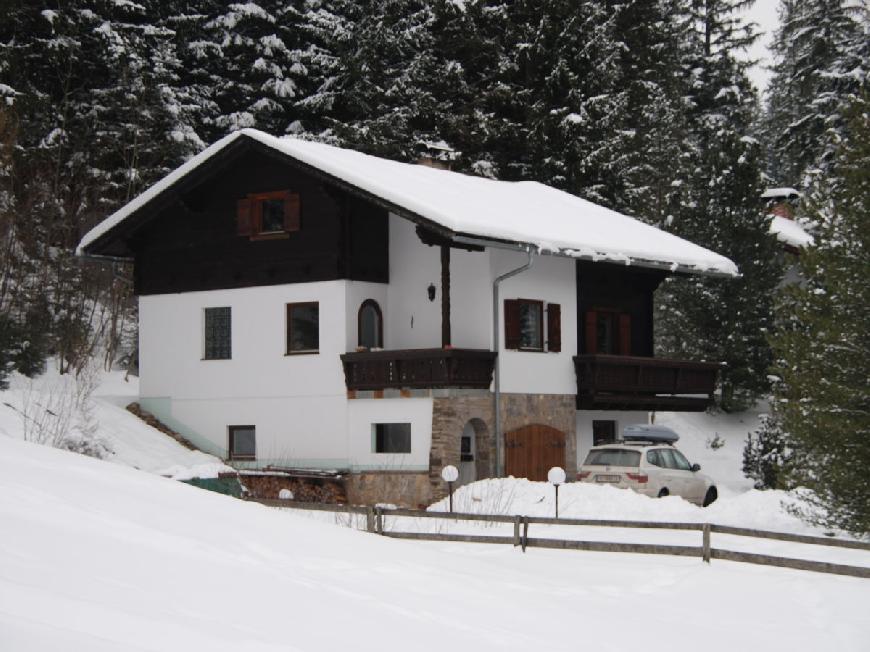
(79, 129), (738, 277)
(761, 187), (800, 199)
(769, 215), (814, 248)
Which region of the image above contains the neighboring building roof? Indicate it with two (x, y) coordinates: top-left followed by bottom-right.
(761, 187), (800, 199)
(769, 214), (814, 248)
(78, 129), (738, 277)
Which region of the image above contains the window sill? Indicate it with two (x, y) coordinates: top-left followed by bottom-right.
(229, 455), (256, 461)
(285, 350), (319, 356)
(250, 231), (290, 241)
(202, 357), (232, 361)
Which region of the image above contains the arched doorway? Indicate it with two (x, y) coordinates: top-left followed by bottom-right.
(459, 418), (489, 486)
(505, 424), (566, 481)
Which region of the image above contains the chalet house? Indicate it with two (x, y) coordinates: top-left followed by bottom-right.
(78, 129), (737, 507)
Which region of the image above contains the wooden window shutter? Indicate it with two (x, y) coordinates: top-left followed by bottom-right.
(504, 299), (521, 350)
(618, 313), (631, 355)
(584, 310), (597, 354)
(236, 198), (253, 236)
(547, 303), (561, 352)
(283, 191), (301, 232)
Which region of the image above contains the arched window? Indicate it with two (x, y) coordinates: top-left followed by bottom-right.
(358, 299), (383, 349)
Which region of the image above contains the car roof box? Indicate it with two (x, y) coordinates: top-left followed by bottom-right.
(622, 424), (680, 444)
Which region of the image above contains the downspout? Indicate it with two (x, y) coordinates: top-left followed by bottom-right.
(492, 246), (535, 478)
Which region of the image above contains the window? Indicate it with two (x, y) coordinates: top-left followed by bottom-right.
(592, 420), (617, 446)
(583, 449), (641, 467)
(358, 299), (383, 349)
(504, 299), (560, 352)
(584, 309), (631, 355)
(646, 449), (664, 467)
(228, 425), (256, 460)
(460, 434), (474, 462)
(204, 307), (231, 360)
(236, 190), (300, 238)
(286, 302), (319, 354)
(374, 423), (411, 454)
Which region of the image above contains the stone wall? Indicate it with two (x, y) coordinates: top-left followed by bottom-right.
(345, 390), (577, 507)
(344, 472), (431, 509)
(500, 393), (578, 478)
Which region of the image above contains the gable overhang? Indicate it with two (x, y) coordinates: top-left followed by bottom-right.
(79, 131), (737, 279)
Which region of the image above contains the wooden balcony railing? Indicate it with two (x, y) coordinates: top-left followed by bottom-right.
(341, 348), (496, 391)
(574, 354), (720, 411)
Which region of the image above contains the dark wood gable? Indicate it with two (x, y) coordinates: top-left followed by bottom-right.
(126, 146), (388, 295)
(576, 261), (667, 357)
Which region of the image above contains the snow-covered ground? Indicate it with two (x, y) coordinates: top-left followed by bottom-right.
(0, 367), (230, 478)
(1, 436), (868, 652)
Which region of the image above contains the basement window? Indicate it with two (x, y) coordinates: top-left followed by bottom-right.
(373, 423), (411, 454)
(228, 425), (256, 461)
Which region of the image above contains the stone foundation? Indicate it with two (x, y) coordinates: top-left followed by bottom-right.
(344, 472), (431, 509)
(425, 391), (577, 503)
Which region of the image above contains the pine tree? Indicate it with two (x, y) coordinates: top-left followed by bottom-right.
(743, 412), (792, 489)
(771, 101), (870, 535)
(656, 0), (782, 412)
(764, 0), (868, 188)
(325, 0), (440, 160)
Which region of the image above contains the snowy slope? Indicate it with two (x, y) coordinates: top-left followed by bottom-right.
(1, 436), (868, 652)
(0, 368), (229, 478)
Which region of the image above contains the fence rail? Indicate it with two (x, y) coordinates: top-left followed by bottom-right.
(251, 499), (870, 579)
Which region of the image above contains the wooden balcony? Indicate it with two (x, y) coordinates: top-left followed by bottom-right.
(574, 354), (719, 411)
(341, 348), (497, 391)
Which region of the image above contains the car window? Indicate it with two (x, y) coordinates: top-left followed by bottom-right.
(646, 450), (664, 467)
(672, 449), (692, 471)
(584, 449), (641, 467)
(658, 448), (677, 469)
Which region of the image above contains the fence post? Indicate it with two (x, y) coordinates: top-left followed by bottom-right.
(702, 523), (711, 563)
(513, 515), (521, 547)
(521, 516), (530, 553)
(366, 507), (375, 533)
(376, 507), (384, 535)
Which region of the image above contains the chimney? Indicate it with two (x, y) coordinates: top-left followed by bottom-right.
(761, 187), (800, 220)
(415, 140), (458, 170)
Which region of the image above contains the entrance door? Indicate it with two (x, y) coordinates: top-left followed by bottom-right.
(504, 424), (566, 481)
(458, 422), (476, 486)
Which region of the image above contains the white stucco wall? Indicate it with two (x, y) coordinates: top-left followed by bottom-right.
(494, 249), (578, 395)
(386, 214), (491, 350)
(140, 279), (440, 471)
(575, 410), (651, 466)
(137, 214), (590, 472)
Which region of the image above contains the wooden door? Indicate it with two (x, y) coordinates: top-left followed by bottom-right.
(504, 424), (566, 481)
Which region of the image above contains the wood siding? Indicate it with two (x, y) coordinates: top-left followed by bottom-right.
(131, 148), (388, 295)
(576, 261), (666, 357)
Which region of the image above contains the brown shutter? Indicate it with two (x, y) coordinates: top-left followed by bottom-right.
(618, 313), (631, 355)
(584, 310), (597, 353)
(504, 299), (521, 350)
(546, 303), (561, 352)
(284, 191), (301, 232)
(236, 198), (253, 236)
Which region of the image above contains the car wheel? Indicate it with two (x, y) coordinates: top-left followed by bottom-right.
(703, 487), (718, 507)
(657, 488), (669, 498)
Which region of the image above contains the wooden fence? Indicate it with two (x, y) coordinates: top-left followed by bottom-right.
(251, 499), (870, 579)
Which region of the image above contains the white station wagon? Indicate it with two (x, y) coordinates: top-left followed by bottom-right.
(577, 424), (718, 507)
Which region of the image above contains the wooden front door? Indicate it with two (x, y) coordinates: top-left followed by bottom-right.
(504, 424), (566, 481)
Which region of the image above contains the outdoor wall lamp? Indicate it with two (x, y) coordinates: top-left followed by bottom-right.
(427, 283), (436, 302)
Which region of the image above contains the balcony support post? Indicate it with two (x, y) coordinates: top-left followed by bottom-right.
(441, 244), (451, 348)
